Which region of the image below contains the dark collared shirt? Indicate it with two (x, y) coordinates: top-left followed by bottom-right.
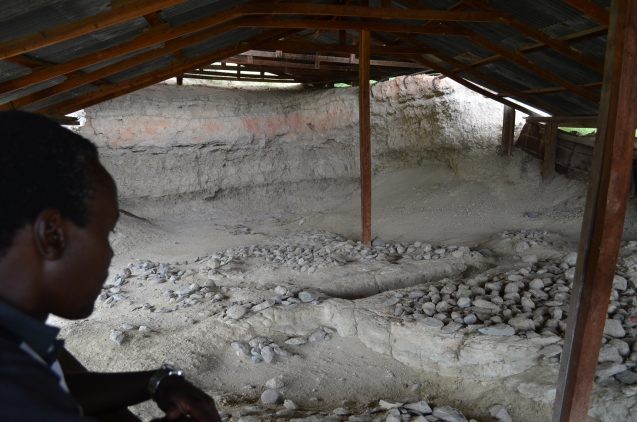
(0, 300), (88, 421)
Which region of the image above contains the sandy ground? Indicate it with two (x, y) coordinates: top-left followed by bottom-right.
(53, 152), (637, 422)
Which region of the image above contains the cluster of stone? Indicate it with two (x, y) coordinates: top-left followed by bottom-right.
(224, 396), (484, 422)
(230, 337), (295, 364)
(195, 230), (474, 274)
(383, 249), (637, 388)
(230, 326), (334, 364)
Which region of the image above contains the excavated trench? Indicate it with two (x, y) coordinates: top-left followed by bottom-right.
(61, 76), (637, 421)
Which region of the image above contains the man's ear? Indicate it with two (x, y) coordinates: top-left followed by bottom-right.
(34, 210), (66, 260)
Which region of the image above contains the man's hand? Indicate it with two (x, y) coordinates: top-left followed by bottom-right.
(153, 375), (221, 422)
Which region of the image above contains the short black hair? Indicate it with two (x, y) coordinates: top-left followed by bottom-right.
(0, 111), (99, 255)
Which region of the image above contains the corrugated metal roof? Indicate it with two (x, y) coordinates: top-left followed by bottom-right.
(0, 0), (612, 117)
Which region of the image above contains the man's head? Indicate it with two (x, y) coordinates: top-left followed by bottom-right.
(0, 111), (119, 320)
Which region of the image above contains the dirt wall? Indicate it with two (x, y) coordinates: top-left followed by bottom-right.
(77, 75), (509, 202)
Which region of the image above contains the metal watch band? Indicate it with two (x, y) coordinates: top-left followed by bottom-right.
(148, 363), (185, 399)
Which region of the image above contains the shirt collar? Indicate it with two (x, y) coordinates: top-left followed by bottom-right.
(0, 300), (63, 364)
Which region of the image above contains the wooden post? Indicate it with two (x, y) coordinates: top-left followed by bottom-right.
(176, 75), (183, 85)
(552, 1), (637, 421)
(359, 29), (372, 246)
(542, 121), (558, 181)
(501, 105), (515, 156)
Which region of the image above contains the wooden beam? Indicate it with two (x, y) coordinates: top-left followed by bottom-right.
(0, 0), (187, 60)
(501, 105), (515, 156)
(359, 30), (372, 247)
(1, 21), (239, 110)
(464, 31), (599, 103)
(238, 17), (470, 35)
(391, 33), (563, 114)
(244, 41), (435, 56)
(462, 0), (604, 73)
(411, 54), (541, 116)
(542, 121), (558, 181)
(553, 1), (637, 419)
(38, 31), (290, 115)
(0, 10), (247, 96)
(562, 0), (610, 26)
(241, 3), (501, 21)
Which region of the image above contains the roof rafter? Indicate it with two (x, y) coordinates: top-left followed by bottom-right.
(38, 30), (292, 115)
(0, 0), (187, 60)
(562, 0), (610, 26)
(461, 0), (604, 73)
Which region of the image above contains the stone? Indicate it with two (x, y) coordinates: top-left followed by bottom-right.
(472, 298), (500, 311)
(274, 286), (289, 296)
(231, 341), (251, 357)
(514, 241), (530, 253)
(227, 305), (248, 320)
(261, 389), (282, 405)
(309, 330), (328, 342)
(478, 324), (515, 336)
(421, 302), (436, 316)
(457, 297), (471, 308)
(463, 314), (478, 325)
(421, 317), (444, 329)
(432, 406), (467, 422)
(109, 330), (125, 345)
(604, 319), (626, 338)
(489, 405), (512, 422)
(596, 362), (627, 380)
(508, 316), (535, 332)
(613, 275), (628, 291)
(615, 370), (637, 385)
(564, 268), (575, 281)
(609, 339), (631, 356)
(598, 345), (623, 363)
(299, 290), (320, 303)
(333, 407), (350, 416)
(379, 400), (404, 409)
(285, 337), (308, 346)
(251, 299), (275, 312)
(520, 297), (535, 310)
(403, 401), (432, 415)
(539, 344), (562, 357)
(283, 399), (298, 410)
(529, 279), (544, 290)
(384, 296), (401, 307)
(265, 375), (285, 389)
(385, 408), (401, 422)
(372, 237), (385, 247)
(563, 252), (578, 266)
(261, 346), (274, 363)
(503, 283), (519, 294)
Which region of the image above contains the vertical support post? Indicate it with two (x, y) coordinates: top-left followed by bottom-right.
(542, 121), (558, 181)
(552, 1), (637, 421)
(359, 29), (372, 246)
(501, 105), (515, 156)
(176, 75), (183, 85)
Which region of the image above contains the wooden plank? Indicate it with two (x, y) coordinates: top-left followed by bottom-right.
(237, 17), (470, 36)
(0, 21), (239, 110)
(542, 121), (558, 181)
(359, 30), (372, 247)
(37, 30), (290, 115)
(465, 32), (599, 103)
(563, 0), (610, 26)
(553, 1), (637, 420)
(501, 105), (515, 156)
(240, 4), (501, 21)
(462, 0), (604, 73)
(0, 0), (187, 60)
(527, 115), (599, 127)
(255, 40), (434, 55)
(0, 11), (247, 96)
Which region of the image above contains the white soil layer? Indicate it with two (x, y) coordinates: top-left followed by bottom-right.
(54, 77), (637, 422)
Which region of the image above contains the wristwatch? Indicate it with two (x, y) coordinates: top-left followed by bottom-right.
(148, 363), (185, 399)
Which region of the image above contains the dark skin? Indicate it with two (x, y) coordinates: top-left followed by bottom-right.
(0, 162), (220, 422)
